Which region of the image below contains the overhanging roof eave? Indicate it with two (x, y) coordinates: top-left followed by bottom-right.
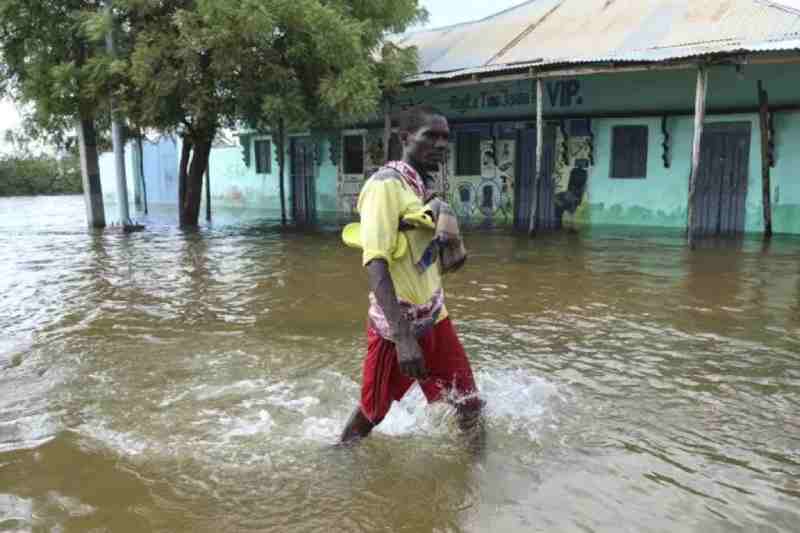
(401, 49), (800, 88)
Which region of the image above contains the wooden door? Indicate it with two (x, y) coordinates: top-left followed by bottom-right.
(693, 123), (751, 237)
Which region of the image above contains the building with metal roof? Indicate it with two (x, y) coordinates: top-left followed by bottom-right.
(104, 1), (800, 239)
(398, 0), (800, 83)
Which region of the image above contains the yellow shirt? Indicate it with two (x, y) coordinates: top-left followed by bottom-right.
(358, 172), (448, 321)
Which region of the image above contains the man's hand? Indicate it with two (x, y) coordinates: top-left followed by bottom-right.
(367, 258), (429, 381)
(396, 332), (428, 380)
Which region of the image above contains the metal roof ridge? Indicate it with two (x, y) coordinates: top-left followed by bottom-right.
(485, 0), (565, 66)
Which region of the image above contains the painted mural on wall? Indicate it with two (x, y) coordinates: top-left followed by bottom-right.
(445, 139), (516, 226)
(553, 124), (592, 228)
(331, 130), (517, 225)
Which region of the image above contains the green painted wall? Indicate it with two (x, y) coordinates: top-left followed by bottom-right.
(572, 111), (800, 235)
(203, 134), (340, 219)
(403, 63), (800, 120)
(104, 62), (800, 233)
(397, 63), (800, 235)
(206, 138), (285, 214)
(771, 111), (800, 235)
(316, 138), (339, 215)
(575, 114), (751, 230)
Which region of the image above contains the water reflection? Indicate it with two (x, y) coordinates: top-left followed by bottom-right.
(1, 197), (799, 532)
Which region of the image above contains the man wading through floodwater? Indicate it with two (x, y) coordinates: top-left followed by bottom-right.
(340, 105), (484, 444)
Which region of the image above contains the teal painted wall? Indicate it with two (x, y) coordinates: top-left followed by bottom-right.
(574, 111), (800, 235)
(98, 63), (800, 233)
(771, 111), (800, 235)
(577, 116), (689, 228)
(398, 63), (800, 235)
(316, 138), (339, 215)
(202, 133), (340, 219)
(225, 134), (339, 218)
(403, 63), (800, 120)
(206, 136), (285, 213)
(575, 114), (761, 231)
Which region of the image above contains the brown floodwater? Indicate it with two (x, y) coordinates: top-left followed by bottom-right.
(1, 195), (799, 532)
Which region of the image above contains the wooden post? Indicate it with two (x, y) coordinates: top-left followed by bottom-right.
(178, 137), (191, 221)
(758, 80), (773, 239)
(687, 66), (708, 248)
(529, 78), (544, 235)
(278, 117), (287, 226)
(132, 136), (143, 211)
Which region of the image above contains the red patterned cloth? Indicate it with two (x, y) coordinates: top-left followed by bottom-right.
(359, 317), (480, 424)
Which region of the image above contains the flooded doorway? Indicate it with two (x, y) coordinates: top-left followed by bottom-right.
(515, 124), (557, 231)
(692, 122), (751, 237)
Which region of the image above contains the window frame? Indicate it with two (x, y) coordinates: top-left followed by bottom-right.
(254, 138), (272, 175)
(342, 133), (365, 175)
(610, 125), (649, 179)
(455, 130), (483, 176)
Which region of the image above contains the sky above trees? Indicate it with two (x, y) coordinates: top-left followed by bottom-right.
(418, 0), (523, 29)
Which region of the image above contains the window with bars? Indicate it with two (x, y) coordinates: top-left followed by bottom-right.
(254, 139), (272, 174)
(343, 135), (365, 175)
(455, 131), (482, 176)
(610, 126), (648, 179)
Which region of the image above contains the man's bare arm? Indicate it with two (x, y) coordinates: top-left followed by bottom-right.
(367, 259), (427, 379)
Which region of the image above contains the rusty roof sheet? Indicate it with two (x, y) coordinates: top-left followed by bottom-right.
(398, 0), (800, 82)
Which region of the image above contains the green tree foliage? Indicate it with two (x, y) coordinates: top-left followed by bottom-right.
(109, 0), (425, 226)
(0, 0), (112, 223)
(0, 154), (82, 197)
(0, 0), (110, 144)
(0, 127), (82, 197)
(1, 0), (424, 225)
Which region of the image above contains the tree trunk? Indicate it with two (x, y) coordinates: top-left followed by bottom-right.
(180, 134), (213, 227)
(178, 136), (192, 222)
(73, 38), (104, 228)
(137, 133), (148, 214)
(76, 112), (106, 228)
(383, 100), (391, 163)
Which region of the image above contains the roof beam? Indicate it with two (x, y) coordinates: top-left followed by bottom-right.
(403, 51), (800, 89)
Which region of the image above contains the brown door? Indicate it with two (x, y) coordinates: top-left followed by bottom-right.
(693, 122), (751, 237)
(291, 138), (316, 223)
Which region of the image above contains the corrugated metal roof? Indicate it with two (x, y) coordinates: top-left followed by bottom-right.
(398, 0), (800, 83)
